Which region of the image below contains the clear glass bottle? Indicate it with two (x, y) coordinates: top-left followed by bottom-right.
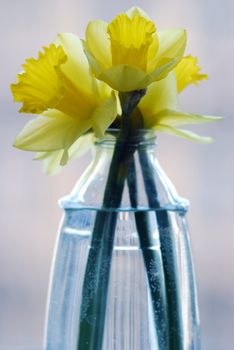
(44, 130), (200, 350)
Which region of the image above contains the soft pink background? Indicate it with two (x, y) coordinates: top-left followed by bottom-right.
(0, 0), (233, 348)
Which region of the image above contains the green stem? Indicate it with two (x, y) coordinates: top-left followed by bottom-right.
(77, 144), (132, 350)
(77, 90), (146, 350)
(138, 147), (184, 349)
(127, 158), (169, 349)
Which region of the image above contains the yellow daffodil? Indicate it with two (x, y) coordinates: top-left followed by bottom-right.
(38, 55), (219, 174)
(138, 55), (221, 142)
(11, 33), (121, 165)
(11, 9), (220, 174)
(83, 7), (186, 92)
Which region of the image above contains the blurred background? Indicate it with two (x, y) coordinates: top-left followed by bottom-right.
(0, 0), (233, 348)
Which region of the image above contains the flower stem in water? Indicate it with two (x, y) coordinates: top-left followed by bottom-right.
(138, 147), (184, 350)
(127, 158), (169, 349)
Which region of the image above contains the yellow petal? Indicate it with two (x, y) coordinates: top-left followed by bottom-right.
(13, 113), (90, 152)
(45, 150), (65, 174)
(148, 29), (186, 74)
(36, 149), (71, 172)
(68, 133), (93, 159)
(85, 20), (112, 71)
(154, 124), (213, 143)
(147, 34), (159, 67)
(35, 133), (93, 175)
(97, 65), (151, 92)
(98, 61), (178, 91)
(11, 44), (67, 114)
(174, 55), (208, 92)
(56, 33), (98, 98)
(82, 40), (104, 76)
(126, 6), (152, 20)
(96, 80), (113, 100)
(155, 109), (222, 126)
(36, 150), (64, 175)
(157, 29), (186, 60)
(139, 72), (178, 127)
(108, 13), (156, 71)
(91, 91), (120, 137)
(60, 149), (69, 165)
(149, 58), (178, 82)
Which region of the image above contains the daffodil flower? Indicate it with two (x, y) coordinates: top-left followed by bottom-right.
(11, 9), (220, 174)
(11, 33), (121, 165)
(138, 55), (221, 142)
(83, 7), (186, 92)
(37, 55), (220, 174)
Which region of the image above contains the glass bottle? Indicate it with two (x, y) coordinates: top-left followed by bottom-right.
(44, 130), (200, 350)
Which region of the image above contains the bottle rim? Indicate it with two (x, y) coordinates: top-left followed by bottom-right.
(94, 128), (157, 147)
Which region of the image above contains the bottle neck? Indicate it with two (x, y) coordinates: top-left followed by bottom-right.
(60, 129), (188, 213)
(93, 129), (157, 153)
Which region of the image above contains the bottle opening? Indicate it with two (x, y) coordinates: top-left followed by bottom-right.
(94, 128), (157, 148)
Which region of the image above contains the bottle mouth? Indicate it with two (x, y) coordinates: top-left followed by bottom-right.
(94, 128), (157, 147)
